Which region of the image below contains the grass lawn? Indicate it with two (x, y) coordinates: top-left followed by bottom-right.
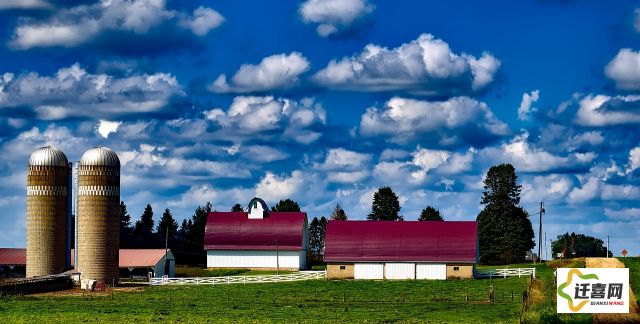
(174, 266), (295, 277)
(619, 257), (640, 308)
(1, 277), (530, 323)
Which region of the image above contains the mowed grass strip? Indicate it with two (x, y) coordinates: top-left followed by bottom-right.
(620, 257), (640, 308)
(0, 278), (528, 323)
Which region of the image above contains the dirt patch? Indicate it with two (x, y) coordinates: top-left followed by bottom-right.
(31, 285), (146, 297)
(585, 258), (640, 323)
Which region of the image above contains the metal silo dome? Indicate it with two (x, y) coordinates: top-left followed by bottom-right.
(79, 146), (120, 167)
(28, 146), (69, 167)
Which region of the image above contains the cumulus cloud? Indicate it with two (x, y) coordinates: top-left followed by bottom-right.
(517, 90), (540, 120)
(255, 171), (306, 202)
(521, 174), (574, 204)
(481, 132), (596, 173)
(604, 48), (640, 90)
(204, 96), (326, 144)
(299, 0), (374, 37)
(0, 63), (183, 119)
(605, 207), (640, 221)
(316, 148), (372, 183)
(574, 94), (640, 126)
(10, 0), (224, 49)
(178, 6), (224, 36)
(313, 33), (500, 95)
(626, 147), (640, 174)
(210, 52), (310, 93)
(0, 0), (51, 10)
(359, 96), (509, 146)
(96, 120), (122, 138)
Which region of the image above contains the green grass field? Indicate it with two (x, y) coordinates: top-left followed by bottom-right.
(619, 257), (640, 307)
(1, 277), (530, 323)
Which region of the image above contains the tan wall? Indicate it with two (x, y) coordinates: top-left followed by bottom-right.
(77, 165), (120, 283)
(327, 263), (354, 279)
(446, 264), (474, 279)
(26, 166), (68, 277)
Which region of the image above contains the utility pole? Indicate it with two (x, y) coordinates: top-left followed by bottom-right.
(606, 235), (610, 258)
(544, 232), (547, 261)
(538, 202), (544, 263)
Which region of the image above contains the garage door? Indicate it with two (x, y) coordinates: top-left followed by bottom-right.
(354, 263), (384, 279)
(416, 263), (446, 280)
(385, 263), (415, 280)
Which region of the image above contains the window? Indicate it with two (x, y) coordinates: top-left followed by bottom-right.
(254, 202), (258, 208)
(453, 266), (460, 271)
(340, 265), (346, 270)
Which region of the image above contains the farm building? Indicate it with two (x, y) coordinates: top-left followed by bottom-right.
(324, 220), (478, 280)
(204, 197), (308, 270)
(0, 248), (175, 278)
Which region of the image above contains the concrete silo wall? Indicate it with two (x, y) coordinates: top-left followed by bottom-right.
(26, 165), (69, 277)
(77, 165), (120, 283)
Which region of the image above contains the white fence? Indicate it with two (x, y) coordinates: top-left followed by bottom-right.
(475, 268), (535, 279)
(150, 271), (326, 286)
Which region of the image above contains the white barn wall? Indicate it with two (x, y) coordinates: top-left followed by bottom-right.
(416, 263), (446, 280)
(354, 263), (384, 279)
(385, 263), (415, 280)
(207, 250), (302, 269)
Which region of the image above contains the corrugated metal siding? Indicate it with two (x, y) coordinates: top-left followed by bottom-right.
(416, 263), (447, 280)
(385, 263), (415, 280)
(207, 250), (302, 269)
(354, 263), (384, 279)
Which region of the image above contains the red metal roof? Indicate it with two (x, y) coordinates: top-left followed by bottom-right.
(323, 220), (478, 263)
(0, 249), (171, 268)
(0, 248), (26, 265)
(204, 212), (307, 251)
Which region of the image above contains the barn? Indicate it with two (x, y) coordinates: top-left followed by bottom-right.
(0, 248), (175, 279)
(324, 220), (477, 280)
(204, 198), (308, 270)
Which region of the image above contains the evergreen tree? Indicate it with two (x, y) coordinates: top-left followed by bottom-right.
(308, 217), (327, 264)
(134, 204), (155, 236)
(367, 186), (402, 221)
(330, 203), (348, 220)
(119, 201), (133, 248)
(231, 203), (244, 212)
(181, 202), (212, 265)
(271, 198), (301, 212)
(157, 208), (179, 245)
(551, 233), (611, 258)
(418, 206), (443, 221)
(476, 164), (535, 264)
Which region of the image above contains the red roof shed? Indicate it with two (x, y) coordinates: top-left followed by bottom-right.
(204, 212), (307, 251)
(323, 220), (478, 263)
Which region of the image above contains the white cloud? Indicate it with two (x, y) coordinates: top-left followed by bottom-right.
(210, 52), (310, 93)
(604, 48), (640, 90)
(521, 174), (574, 204)
(96, 120), (122, 139)
(568, 177), (600, 204)
(0, 63), (183, 120)
(574, 94), (640, 126)
(327, 170), (369, 183)
(318, 148), (372, 171)
(204, 96), (326, 144)
(242, 145), (289, 163)
(601, 184), (640, 201)
(0, 0), (51, 10)
(255, 171), (306, 202)
(179, 6), (224, 36)
(626, 147), (640, 174)
(299, 0), (374, 37)
(517, 90), (540, 121)
(314, 33), (500, 95)
(481, 132), (596, 173)
(11, 0), (223, 49)
(605, 208), (640, 221)
(359, 96), (509, 145)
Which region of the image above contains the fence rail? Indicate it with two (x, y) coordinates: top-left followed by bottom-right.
(475, 268), (535, 279)
(150, 271), (327, 286)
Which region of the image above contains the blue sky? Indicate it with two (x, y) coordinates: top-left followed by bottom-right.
(1, 0), (639, 258)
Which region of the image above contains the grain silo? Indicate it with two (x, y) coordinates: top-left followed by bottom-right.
(77, 147), (120, 283)
(26, 146), (71, 277)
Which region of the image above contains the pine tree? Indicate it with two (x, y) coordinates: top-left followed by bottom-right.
(330, 203), (347, 220)
(182, 202), (212, 265)
(231, 203), (244, 212)
(157, 208), (179, 245)
(271, 199), (301, 212)
(119, 201), (133, 248)
(476, 164), (535, 264)
(418, 206), (443, 221)
(134, 204), (154, 236)
(367, 187), (402, 221)
(308, 217), (322, 263)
